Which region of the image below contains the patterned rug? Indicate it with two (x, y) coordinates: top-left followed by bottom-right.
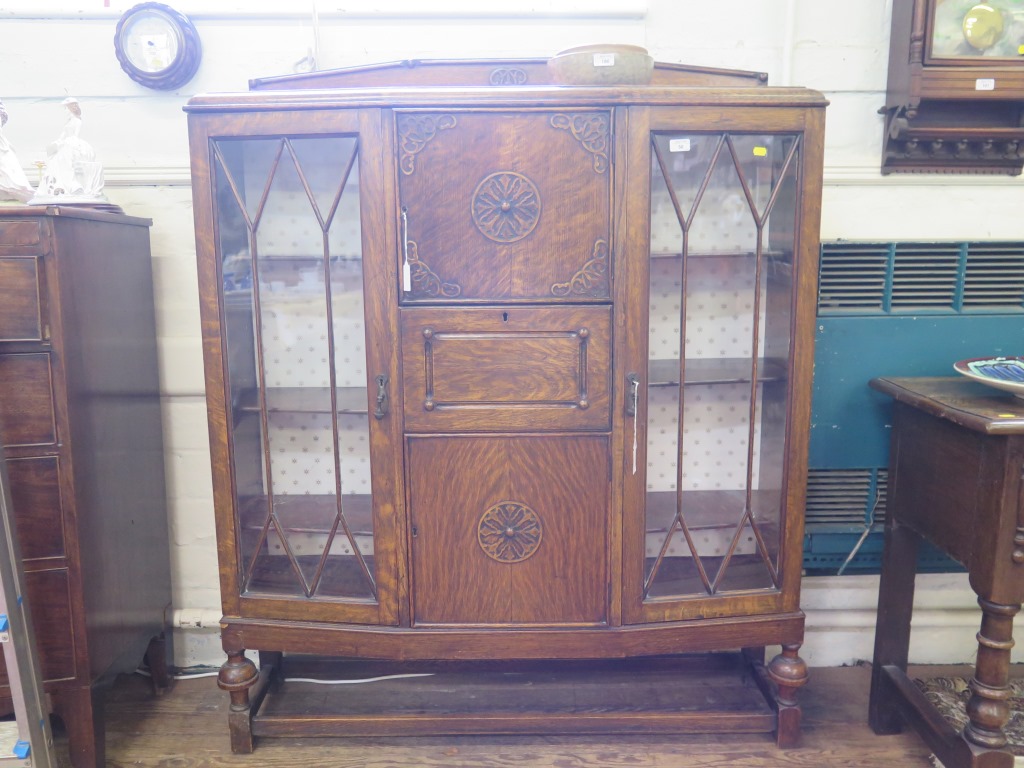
(915, 677), (1024, 756)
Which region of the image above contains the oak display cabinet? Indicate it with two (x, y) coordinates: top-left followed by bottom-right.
(186, 57), (825, 751)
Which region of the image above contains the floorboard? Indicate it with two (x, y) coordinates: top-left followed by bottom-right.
(52, 662), (950, 767)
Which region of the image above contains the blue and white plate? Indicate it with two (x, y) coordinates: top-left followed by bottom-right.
(953, 356), (1024, 399)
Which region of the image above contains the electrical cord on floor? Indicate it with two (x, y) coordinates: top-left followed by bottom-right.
(837, 485), (883, 576)
(282, 673), (435, 685)
(135, 667), (436, 684)
(135, 667), (220, 680)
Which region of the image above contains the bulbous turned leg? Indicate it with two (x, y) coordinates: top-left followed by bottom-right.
(218, 649), (260, 753)
(768, 643), (809, 748)
(963, 599), (1020, 751)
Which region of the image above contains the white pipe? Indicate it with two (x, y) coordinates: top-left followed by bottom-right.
(172, 608), (223, 629)
(780, 0), (797, 87)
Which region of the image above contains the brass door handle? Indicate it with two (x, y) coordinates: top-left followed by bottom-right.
(374, 374), (389, 420)
(625, 372), (640, 417)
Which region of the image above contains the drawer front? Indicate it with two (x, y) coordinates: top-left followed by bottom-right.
(397, 110), (612, 302)
(0, 568), (76, 684)
(0, 219), (45, 254)
(408, 434), (608, 626)
(0, 353), (57, 447)
(7, 456), (66, 560)
(401, 305), (611, 432)
(0, 257), (46, 342)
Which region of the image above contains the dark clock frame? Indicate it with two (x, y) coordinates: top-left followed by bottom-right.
(114, 2), (202, 91)
(883, 0), (1024, 174)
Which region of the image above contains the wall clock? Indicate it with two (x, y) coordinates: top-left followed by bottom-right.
(883, 0), (1024, 174)
(114, 2), (202, 90)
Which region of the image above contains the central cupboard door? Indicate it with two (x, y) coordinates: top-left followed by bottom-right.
(408, 434), (609, 625)
(396, 109), (612, 302)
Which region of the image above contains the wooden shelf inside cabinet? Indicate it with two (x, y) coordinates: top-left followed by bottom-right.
(235, 387), (369, 415)
(649, 251), (795, 280)
(643, 491), (782, 596)
(648, 358), (788, 386)
(650, 249), (790, 259)
(237, 495), (376, 599)
(644, 490), (780, 531)
(238, 494), (373, 534)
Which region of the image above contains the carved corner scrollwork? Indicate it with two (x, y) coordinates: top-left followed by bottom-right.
(478, 501), (543, 563)
(550, 112), (610, 173)
(397, 113), (457, 176)
(489, 67), (528, 86)
(552, 238), (610, 297)
(406, 240), (461, 298)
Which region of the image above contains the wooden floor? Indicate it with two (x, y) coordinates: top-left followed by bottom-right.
(59, 661), (949, 767)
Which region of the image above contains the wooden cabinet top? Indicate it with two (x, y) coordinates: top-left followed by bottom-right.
(0, 205), (151, 228)
(186, 84), (829, 113)
(871, 376), (1024, 435)
(186, 56), (827, 113)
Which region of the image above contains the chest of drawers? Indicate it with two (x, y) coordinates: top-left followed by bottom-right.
(0, 206), (172, 767)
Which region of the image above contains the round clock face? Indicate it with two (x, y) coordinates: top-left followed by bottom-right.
(114, 3), (201, 89)
(120, 9), (182, 74)
(930, 0), (1024, 59)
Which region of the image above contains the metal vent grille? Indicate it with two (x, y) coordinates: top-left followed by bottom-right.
(819, 241), (1024, 314)
(817, 244), (888, 311)
(805, 468), (886, 528)
(963, 243), (1024, 309)
(890, 243), (959, 310)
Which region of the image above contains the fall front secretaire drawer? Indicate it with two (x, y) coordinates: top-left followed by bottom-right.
(397, 110), (612, 303)
(401, 305), (611, 432)
(0, 256), (46, 342)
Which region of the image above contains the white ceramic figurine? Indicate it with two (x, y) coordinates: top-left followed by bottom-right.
(0, 100), (34, 203)
(32, 97), (106, 203)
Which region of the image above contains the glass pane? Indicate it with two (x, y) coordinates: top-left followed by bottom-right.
(213, 135), (375, 602)
(930, 0), (1024, 58)
(644, 132), (798, 601)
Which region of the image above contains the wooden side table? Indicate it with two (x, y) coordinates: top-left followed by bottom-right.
(869, 376), (1024, 768)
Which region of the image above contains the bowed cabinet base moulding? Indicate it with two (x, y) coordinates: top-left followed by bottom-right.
(223, 652), (796, 744)
(187, 55), (826, 752)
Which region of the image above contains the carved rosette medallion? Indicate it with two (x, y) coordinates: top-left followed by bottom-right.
(471, 172), (542, 244)
(552, 238), (610, 297)
(477, 501), (543, 563)
(406, 240), (461, 298)
(397, 113), (457, 176)
(489, 67), (528, 86)
(550, 113), (610, 173)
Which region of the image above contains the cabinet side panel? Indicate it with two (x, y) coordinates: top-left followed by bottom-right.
(53, 216), (171, 680)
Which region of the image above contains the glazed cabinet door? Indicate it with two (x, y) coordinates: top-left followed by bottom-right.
(191, 110), (402, 625)
(620, 106), (823, 624)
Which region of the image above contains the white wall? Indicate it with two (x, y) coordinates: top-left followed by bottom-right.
(2, 0), (1022, 668)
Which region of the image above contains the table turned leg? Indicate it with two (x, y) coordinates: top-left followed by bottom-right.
(963, 599), (1020, 750)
